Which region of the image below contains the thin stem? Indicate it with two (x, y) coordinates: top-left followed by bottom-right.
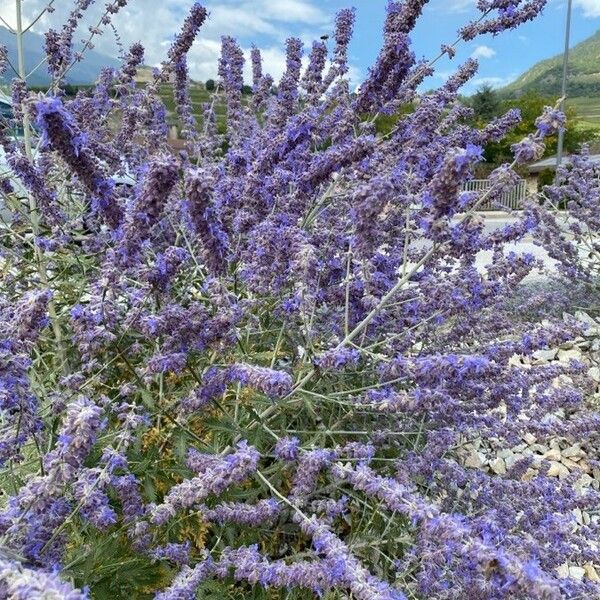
(15, 0), (68, 374)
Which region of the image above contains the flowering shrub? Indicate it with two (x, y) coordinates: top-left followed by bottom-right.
(532, 146), (600, 283)
(1, 1), (599, 599)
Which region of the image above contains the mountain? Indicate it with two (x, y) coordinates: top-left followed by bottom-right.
(501, 30), (600, 98)
(0, 26), (120, 86)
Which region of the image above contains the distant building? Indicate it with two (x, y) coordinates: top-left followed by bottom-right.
(528, 154), (600, 174)
(527, 154), (600, 191)
(0, 91), (12, 120)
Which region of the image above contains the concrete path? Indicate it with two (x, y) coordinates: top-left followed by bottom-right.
(476, 212), (557, 277)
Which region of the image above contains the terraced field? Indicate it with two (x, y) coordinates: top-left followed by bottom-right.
(567, 96), (600, 130)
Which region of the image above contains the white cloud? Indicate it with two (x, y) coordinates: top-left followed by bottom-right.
(0, 0), (353, 84)
(433, 70), (453, 82)
(250, 0), (328, 24)
(431, 0), (475, 13)
(470, 45), (496, 60)
(574, 0), (600, 17)
(469, 74), (516, 89)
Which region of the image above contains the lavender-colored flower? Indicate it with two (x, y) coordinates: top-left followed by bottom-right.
(250, 46), (273, 113)
(535, 105), (566, 138)
(460, 0), (547, 41)
(329, 8), (356, 79)
(301, 41), (327, 103)
(119, 42), (145, 84)
(0, 558), (88, 599)
(511, 135), (546, 163)
(218, 36), (245, 138)
(274, 436), (300, 461)
(0, 45), (8, 76)
(200, 499), (280, 525)
(154, 559), (214, 600)
(173, 57), (198, 143)
(184, 168), (229, 273)
(166, 3), (208, 67)
(269, 38), (303, 127)
(150, 442), (260, 524)
(34, 97), (121, 227)
(315, 347), (360, 370)
(10, 78), (27, 123)
(441, 43), (456, 58)
(300, 516), (407, 600)
(119, 152), (179, 259)
(152, 542), (191, 566)
(2, 4), (595, 600)
(227, 363), (293, 398)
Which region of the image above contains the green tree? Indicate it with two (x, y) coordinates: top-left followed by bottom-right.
(471, 84), (500, 121)
(479, 91), (598, 172)
(205, 78), (216, 91)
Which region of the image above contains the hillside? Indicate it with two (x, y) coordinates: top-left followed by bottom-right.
(502, 30), (600, 98)
(0, 26), (119, 86)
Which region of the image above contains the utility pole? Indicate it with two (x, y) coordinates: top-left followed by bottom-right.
(555, 0), (573, 176)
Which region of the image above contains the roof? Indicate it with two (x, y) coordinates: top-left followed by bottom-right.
(528, 154), (600, 173)
(0, 91), (11, 106)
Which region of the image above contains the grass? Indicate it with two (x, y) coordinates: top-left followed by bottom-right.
(567, 96), (600, 125)
(136, 81), (252, 134)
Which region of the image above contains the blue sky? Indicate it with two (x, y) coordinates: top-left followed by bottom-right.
(3, 0), (600, 95)
(295, 0), (600, 94)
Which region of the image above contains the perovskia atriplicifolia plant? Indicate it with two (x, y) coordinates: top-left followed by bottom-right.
(0, 0), (599, 599)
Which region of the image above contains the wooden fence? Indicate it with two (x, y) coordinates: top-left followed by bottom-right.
(462, 178), (527, 211)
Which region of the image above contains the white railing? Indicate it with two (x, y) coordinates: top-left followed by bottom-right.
(463, 178), (527, 211)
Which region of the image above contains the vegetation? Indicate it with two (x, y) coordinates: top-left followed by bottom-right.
(1, 1), (600, 600)
(468, 87), (598, 173)
(501, 29), (600, 98)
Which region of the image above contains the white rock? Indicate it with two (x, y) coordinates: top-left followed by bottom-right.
(575, 474), (594, 492)
(532, 349), (557, 363)
(543, 447), (562, 462)
(530, 444), (548, 454)
(464, 451), (486, 469)
(552, 374), (573, 388)
(575, 460), (592, 474)
(588, 367), (600, 383)
(547, 461), (570, 479)
(584, 563), (600, 582)
(489, 457), (506, 475)
(523, 432), (537, 445)
(575, 310), (597, 327)
(569, 566), (586, 581)
(557, 348), (583, 363)
(556, 563), (570, 579)
(561, 457), (584, 471)
(508, 354), (524, 367)
(562, 444), (585, 459)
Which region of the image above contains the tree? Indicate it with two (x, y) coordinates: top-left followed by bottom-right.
(479, 91), (598, 171)
(471, 84), (500, 121)
(205, 78), (216, 91)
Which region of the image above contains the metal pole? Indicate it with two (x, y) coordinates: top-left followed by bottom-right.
(555, 0), (573, 176)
